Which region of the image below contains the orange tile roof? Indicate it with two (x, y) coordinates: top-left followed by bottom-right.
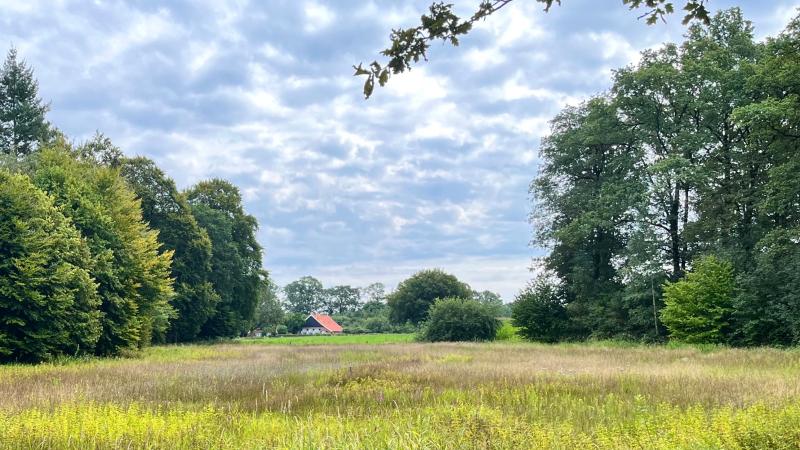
(311, 313), (343, 332)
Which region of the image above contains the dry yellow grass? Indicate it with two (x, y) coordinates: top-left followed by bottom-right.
(1, 340), (799, 448)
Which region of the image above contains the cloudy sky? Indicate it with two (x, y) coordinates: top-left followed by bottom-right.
(1, 0), (797, 300)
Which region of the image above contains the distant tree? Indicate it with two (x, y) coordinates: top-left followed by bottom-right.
(120, 156), (219, 342)
(29, 145), (174, 354)
(661, 256), (735, 344)
(0, 170), (101, 362)
(420, 297), (500, 342)
(253, 273), (284, 334)
(323, 285), (361, 314)
(361, 282), (386, 303)
(387, 269), (472, 325)
(283, 276), (325, 314)
(472, 290), (504, 316)
(355, 0), (710, 98)
(284, 312), (307, 334)
(76, 132), (124, 167)
(186, 179), (263, 338)
(0, 48), (50, 156)
(512, 279), (571, 343)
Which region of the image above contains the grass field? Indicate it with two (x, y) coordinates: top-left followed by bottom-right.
(237, 333), (415, 346)
(1, 337), (800, 449)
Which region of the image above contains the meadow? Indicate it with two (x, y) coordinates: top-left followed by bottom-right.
(1, 336), (800, 449)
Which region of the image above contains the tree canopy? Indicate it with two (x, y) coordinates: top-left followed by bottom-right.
(120, 157), (219, 343)
(387, 269), (472, 325)
(187, 179), (263, 338)
(0, 170), (101, 362)
(521, 8), (800, 346)
(29, 145), (174, 354)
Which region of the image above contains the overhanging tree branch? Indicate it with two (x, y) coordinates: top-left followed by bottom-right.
(355, 0), (711, 98)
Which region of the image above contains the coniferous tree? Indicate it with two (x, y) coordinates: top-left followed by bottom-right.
(0, 48), (49, 157)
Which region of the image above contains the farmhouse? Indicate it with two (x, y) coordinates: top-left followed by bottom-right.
(300, 313), (343, 335)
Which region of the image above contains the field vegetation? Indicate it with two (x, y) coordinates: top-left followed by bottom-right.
(2, 339), (800, 448)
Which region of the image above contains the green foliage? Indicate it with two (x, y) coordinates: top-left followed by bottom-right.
(419, 297), (500, 342)
(283, 312), (307, 334)
(525, 8), (800, 346)
(186, 179), (262, 338)
(120, 157), (218, 343)
(323, 285), (361, 314)
(472, 290), (505, 316)
(511, 279), (570, 343)
(28, 145), (174, 355)
(661, 256), (735, 344)
(387, 269), (472, 325)
(252, 274), (284, 334)
(0, 171), (101, 362)
(494, 320), (521, 341)
(532, 97), (643, 338)
(0, 48), (50, 156)
(283, 276), (324, 314)
(356, 0), (710, 98)
(733, 228), (800, 346)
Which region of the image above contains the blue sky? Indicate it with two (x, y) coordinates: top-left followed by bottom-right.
(1, 0), (797, 300)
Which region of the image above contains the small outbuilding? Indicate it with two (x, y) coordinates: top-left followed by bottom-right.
(300, 313), (343, 335)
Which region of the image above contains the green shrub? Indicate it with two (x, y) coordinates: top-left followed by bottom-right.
(275, 325), (288, 335)
(661, 255), (735, 344)
(419, 298), (500, 342)
(495, 321), (521, 341)
(511, 280), (570, 343)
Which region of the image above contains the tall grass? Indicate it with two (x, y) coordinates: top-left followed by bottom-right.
(1, 341), (799, 448)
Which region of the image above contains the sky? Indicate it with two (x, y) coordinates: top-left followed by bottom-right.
(1, 0), (797, 300)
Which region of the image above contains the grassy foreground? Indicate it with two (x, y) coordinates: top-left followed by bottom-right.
(1, 338), (800, 449)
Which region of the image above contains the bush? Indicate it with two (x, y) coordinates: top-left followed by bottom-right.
(495, 321), (521, 341)
(365, 317), (390, 333)
(275, 325), (288, 335)
(419, 298), (500, 342)
(512, 280), (570, 343)
(661, 255), (735, 344)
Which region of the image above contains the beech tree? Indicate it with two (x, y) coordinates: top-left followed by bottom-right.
(0, 171), (101, 362)
(187, 179), (262, 338)
(29, 145), (174, 354)
(121, 157), (219, 342)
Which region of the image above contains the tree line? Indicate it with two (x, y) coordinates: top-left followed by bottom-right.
(515, 8), (800, 346)
(252, 271), (508, 335)
(0, 49), (265, 362)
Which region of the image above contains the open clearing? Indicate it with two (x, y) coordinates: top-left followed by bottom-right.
(1, 338), (800, 449)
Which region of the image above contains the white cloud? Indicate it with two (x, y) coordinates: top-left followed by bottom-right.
(303, 1), (335, 33)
